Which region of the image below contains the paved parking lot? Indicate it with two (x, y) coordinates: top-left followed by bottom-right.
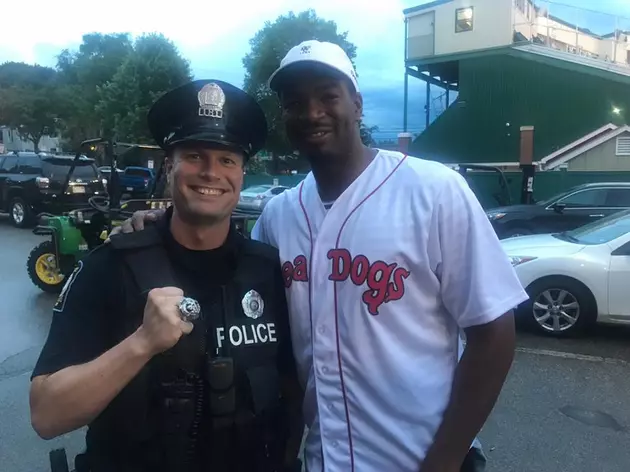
(1, 215), (629, 472)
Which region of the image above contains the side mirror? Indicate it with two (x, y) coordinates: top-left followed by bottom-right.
(553, 202), (566, 213)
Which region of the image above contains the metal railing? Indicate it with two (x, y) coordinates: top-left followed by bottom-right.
(512, 0), (630, 68)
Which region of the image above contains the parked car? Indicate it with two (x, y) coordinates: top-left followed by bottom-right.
(98, 165), (123, 180)
(502, 209), (630, 337)
(237, 184), (289, 211)
(119, 166), (155, 197)
(486, 182), (630, 239)
(0, 152), (107, 228)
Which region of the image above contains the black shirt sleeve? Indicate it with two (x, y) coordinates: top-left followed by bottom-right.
(31, 245), (122, 379)
(273, 264), (297, 380)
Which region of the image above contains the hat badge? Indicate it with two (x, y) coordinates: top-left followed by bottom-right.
(198, 83), (226, 119)
(300, 45), (311, 54)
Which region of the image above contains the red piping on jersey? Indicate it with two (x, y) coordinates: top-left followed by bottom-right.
(297, 181), (323, 472)
(301, 154), (408, 472)
(298, 181), (316, 354)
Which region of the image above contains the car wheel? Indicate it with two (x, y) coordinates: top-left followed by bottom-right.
(26, 241), (66, 293)
(9, 197), (32, 228)
(518, 277), (596, 338)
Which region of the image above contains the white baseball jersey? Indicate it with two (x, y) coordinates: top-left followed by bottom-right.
(251, 150), (528, 472)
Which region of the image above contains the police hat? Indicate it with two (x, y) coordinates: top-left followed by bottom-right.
(147, 79), (268, 159)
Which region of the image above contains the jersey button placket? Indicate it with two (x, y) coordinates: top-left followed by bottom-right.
(310, 240), (346, 469)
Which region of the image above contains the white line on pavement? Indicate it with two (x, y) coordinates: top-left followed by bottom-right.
(515, 346), (628, 365)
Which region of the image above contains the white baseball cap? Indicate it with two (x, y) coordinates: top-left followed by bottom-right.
(268, 40), (360, 93)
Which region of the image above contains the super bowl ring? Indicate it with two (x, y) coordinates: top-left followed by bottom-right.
(177, 297), (201, 322)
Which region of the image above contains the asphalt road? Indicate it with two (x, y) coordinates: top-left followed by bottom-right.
(1, 215), (629, 472)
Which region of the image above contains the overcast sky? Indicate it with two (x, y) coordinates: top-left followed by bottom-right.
(1, 0), (629, 141)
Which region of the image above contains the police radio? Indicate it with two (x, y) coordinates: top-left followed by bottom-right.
(207, 356), (236, 416)
(208, 288), (236, 417)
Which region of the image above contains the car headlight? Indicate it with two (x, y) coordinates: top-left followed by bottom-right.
(487, 212), (506, 220)
(509, 256), (537, 267)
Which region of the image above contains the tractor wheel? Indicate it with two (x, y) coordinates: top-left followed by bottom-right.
(27, 241), (66, 293)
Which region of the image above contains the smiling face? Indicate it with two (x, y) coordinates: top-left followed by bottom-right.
(167, 143), (244, 225)
(278, 64), (363, 162)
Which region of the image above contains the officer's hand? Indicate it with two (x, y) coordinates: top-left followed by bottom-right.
(136, 287), (193, 356)
(105, 209), (165, 241)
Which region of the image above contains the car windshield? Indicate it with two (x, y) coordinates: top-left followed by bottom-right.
(558, 209), (630, 245)
(243, 185), (272, 193)
(42, 158), (98, 181)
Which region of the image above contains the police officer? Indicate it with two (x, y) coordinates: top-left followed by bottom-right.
(29, 79), (304, 472)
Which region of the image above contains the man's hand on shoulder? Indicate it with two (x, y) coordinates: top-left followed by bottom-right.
(106, 209), (165, 241)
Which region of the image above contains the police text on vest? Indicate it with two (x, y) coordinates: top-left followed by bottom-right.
(216, 323), (277, 348)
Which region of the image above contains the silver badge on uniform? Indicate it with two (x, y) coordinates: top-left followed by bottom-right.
(198, 83), (226, 119)
(241, 289), (264, 319)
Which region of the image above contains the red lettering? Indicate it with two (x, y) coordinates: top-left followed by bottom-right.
(386, 267), (410, 303)
(327, 249), (351, 281)
(281, 261), (294, 288)
(282, 255), (310, 288)
(350, 255), (369, 285)
(327, 250), (410, 316)
(293, 255), (309, 282)
(363, 261), (397, 316)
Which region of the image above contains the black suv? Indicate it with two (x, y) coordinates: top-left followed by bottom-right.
(0, 152), (107, 228)
(486, 182), (630, 239)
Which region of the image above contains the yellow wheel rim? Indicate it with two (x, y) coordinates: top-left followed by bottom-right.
(35, 253), (64, 285)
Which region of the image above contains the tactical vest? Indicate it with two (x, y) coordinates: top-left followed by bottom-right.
(78, 224), (291, 472)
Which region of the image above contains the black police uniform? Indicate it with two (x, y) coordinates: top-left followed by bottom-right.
(31, 79), (300, 472)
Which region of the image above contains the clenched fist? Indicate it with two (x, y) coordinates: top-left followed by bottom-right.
(135, 287), (194, 357)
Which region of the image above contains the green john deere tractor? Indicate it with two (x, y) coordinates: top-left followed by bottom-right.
(26, 138), (262, 293)
(26, 138), (170, 293)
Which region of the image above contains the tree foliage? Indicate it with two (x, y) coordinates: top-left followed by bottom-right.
(360, 123), (378, 146)
(0, 32), (192, 155)
(0, 62), (62, 152)
(55, 33), (134, 150)
(242, 9), (376, 170)
(96, 33), (193, 143)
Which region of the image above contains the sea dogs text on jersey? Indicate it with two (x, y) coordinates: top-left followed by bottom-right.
(328, 249), (410, 315)
(282, 255), (309, 288)
(216, 323), (277, 348)
(282, 249), (410, 315)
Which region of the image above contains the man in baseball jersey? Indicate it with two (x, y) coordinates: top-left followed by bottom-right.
(111, 40), (528, 472)
(253, 40), (528, 472)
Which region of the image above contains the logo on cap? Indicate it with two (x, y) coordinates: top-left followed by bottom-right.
(198, 83), (226, 119)
(300, 45), (311, 54)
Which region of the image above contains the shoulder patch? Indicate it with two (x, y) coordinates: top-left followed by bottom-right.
(53, 260), (84, 313)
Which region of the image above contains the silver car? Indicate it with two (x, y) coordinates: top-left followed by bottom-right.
(237, 184), (289, 211)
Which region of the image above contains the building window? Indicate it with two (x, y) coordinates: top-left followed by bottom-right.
(616, 136), (630, 156)
(455, 7), (474, 33)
